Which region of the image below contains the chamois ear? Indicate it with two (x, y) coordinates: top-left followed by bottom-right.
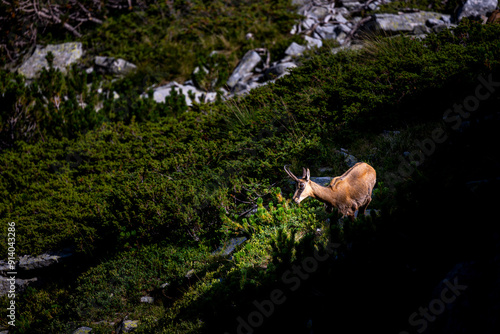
(306, 168), (310, 181)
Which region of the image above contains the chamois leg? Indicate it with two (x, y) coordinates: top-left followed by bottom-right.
(346, 207), (356, 222)
(358, 197), (372, 216)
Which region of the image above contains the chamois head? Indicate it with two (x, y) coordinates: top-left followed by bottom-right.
(284, 165), (313, 204)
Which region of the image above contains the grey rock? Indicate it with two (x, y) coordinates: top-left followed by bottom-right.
(336, 6), (351, 17)
(17, 248), (73, 271)
(0, 277), (38, 297)
(302, 17), (317, 30)
(140, 296), (154, 303)
(265, 62), (297, 80)
(335, 13), (349, 24)
(336, 31), (348, 44)
(212, 237), (247, 256)
(292, 0), (310, 5)
(315, 24), (338, 40)
(313, 31), (324, 40)
(368, 2), (378, 11)
(426, 18), (444, 27)
(233, 81), (249, 93)
(72, 327), (92, 334)
(310, 6), (329, 20)
(338, 23), (352, 34)
(226, 50), (261, 88)
(432, 24), (450, 33)
(412, 24), (430, 35)
(117, 320), (138, 333)
(310, 177), (334, 186)
(17, 42), (83, 79)
(317, 167), (334, 173)
(441, 15), (452, 24)
(369, 12), (446, 34)
(339, 150), (358, 167)
(0, 261), (11, 274)
(340, 1), (362, 10)
(457, 0), (498, 22)
(95, 56), (137, 76)
(305, 35), (323, 49)
(332, 43), (364, 55)
(185, 269), (196, 279)
(150, 82), (217, 106)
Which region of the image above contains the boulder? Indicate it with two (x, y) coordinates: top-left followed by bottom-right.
(284, 42), (307, 57)
(457, 0), (498, 22)
(292, 0), (310, 5)
(17, 248), (73, 271)
(335, 13), (349, 24)
(305, 35), (323, 49)
(17, 42), (83, 79)
(338, 23), (352, 34)
(0, 277), (38, 296)
(72, 327), (93, 334)
(310, 177), (334, 186)
(340, 1), (363, 10)
(309, 6), (330, 21)
(117, 320), (138, 333)
(140, 296), (154, 303)
(315, 24), (338, 40)
(94, 56), (137, 76)
(302, 17), (317, 30)
(212, 237), (248, 256)
(264, 62), (297, 80)
(226, 50), (262, 88)
(369, 12), (449, 34)
(339, 148), (358, 167)
(151, 82), (217, 106)
(0, 261), (11, 275)
(331, 43), (364, 55)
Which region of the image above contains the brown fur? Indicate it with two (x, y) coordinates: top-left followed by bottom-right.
(487, 10), (500, 24)
(286, 162), (376, 221)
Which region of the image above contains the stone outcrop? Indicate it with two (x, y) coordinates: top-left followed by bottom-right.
(368, 12), (451, 34)
(116, 320), (139, 333)
(226, 50), (262, 88)
(148, 81), (217, 106)
(17, 42), (83, 79)
(0, 248), (73, 297)
(0, 276), (38, 296)
(457, 0), (498, 22)
(212, 237), (248, 256)
(94, 56), (137, 76)
(17, 248), (73, 271)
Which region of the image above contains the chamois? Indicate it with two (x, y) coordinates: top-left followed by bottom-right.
(284, 162), (376, 221)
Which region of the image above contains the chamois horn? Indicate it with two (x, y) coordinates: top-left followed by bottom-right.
(284, 165), (299, 182)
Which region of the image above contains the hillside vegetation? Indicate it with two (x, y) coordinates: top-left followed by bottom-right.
(1, 1), (500, 333)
